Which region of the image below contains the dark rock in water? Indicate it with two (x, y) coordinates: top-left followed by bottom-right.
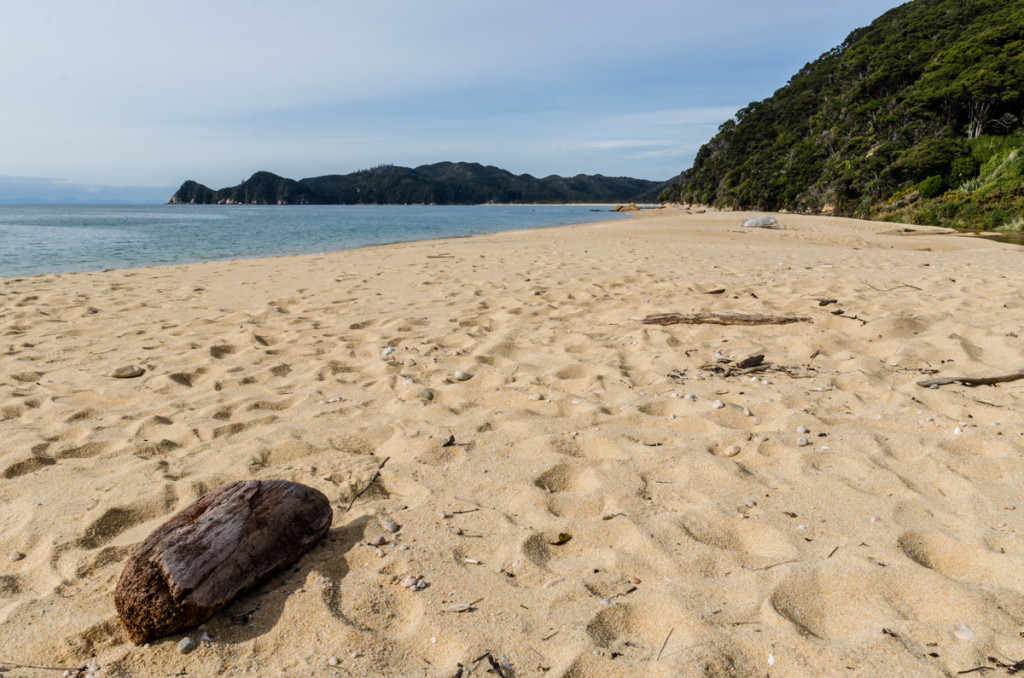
(742, 215), (784, 229)
(114, 480), (332, 644)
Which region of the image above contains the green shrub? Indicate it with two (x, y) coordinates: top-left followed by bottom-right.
(918, 175), (947, 199)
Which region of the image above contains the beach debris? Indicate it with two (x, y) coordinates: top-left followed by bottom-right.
(440, 434), (456, 447)
(110, 364), (145, 379)
(453, 370), (474, 381)
(114, 479), (332, 644)
(177, 637), (196, 654)
(917, 371), (1024, 388)
(742, 215), (784, 229)
(641, 311), (809, 326)
(384, 520), (400, 533)
(344, 457), (390, 512)
(8, 550), (24, 562)
(444, 598), (483, 613)
(550, 533), (572, 546)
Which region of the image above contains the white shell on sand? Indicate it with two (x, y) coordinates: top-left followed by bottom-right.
(712, 400), (725, 409)
(177, 637), (196, 654)
(110, 364), (145, 378)
(454, 370), (473, 381)
(722, 445), (741, 457)
(953, 623), (976, 641)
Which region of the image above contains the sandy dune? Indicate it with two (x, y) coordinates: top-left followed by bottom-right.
(2, 208), (1024, 676)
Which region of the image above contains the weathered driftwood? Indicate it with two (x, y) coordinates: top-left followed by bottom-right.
(641, 312), (810, 326)
(115, 480), (332, 644)
(917, 372), (1024, 388)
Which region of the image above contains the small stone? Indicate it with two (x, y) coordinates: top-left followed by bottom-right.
(1006, 505), (1017, 511)
(9, 550), (25, 562)
(374, 548), (385, 558)
(404, 359), (417, 367)
(797, 437), (810, 447)
(369, 536), (387, 546)
(416, 389), (434, 402)
(743, 408), (753, 417)
(745, 499), (757, 508)
(454, 370), (473, 381)
(401, 576), (419, 588)
(110, 364), (145, 379)
(529, 392), (544, 401)
(398, 544), (409, 551)
(684, 394), (696, 401)
(722, 445), (741, 457)
(328, 656), (340, 667)
(177, 637), (196, 654)
(86, 665), (100, 673)
(753, 435), (769, 444)
(797, 425), (810, 434)
(384, 520), (400, 533)
(712, 400), (725, 409)
(381, 347), (395, 356)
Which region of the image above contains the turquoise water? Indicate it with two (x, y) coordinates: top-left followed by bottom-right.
(0, 204), (628, 278)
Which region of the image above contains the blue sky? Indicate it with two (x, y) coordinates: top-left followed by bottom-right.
(0, 0), (907, 200)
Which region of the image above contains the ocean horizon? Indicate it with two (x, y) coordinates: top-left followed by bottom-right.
(0, 204), (630, 279)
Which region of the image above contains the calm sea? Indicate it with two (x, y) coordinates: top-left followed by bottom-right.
(0, 204), (629, 278)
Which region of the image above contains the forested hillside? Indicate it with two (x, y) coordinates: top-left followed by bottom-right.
(661, 0), (1024, 230)
(169, 163), (670, 205)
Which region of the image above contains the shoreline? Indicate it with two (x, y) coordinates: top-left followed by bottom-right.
(2, 208), (1022, 676)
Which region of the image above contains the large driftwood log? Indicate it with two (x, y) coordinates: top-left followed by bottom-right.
(641, 312), (811, 326)
(115, 480), (332, 644)
(917, 371), (1024, 388)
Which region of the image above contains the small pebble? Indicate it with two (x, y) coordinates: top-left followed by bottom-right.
(953, 623), (976, 641)
(745, 499), (757, 508)
(374, 548), (385, 558)
(953, 427), (963, 435)
(9, 550), (25, 562)
(381, 347), (395, 356)
(722, 445), (741, 457)
(384, 520), (400, 533)
(177, 637), (196, 654)
(797, 437), (810, 447)
(454, 370), (473, 381)
(401, 576), (419, 588)
(753, 435), (769, 444)
(416, 389), (434, 402)
(797, 425), (810, 434)
(572, 398), (583, 405)
(1006, 505), (1017, 511)
(712, 400), (725, 409)
(743, 408), (753, 417)
(328, 656), (340, 666)
(600, 598), (613, 606)
(369, 536), (387, 546)
(797, 524), (808, 530)
(529, 392), (544, 401)
(110, 364), (145, 379)
(684, 394), (696, 401)
(404, 359), (417, 367)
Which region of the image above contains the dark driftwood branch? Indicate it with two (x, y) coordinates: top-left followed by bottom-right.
(345, 457), (390, 513)
(917, 372), (1024, 388)
(0, 661), (87, 673)
(641, 312), (810, 326)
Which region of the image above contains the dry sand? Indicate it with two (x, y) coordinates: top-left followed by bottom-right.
(2, 208), (1024, 677)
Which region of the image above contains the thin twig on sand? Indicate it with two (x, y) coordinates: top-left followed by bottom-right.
(641, 312), (810, 326)
(917, 372), (1024, 388)
(345, 457), (390, 513)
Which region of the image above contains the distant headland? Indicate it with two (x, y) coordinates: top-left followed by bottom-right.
(168, 162), (671, 206)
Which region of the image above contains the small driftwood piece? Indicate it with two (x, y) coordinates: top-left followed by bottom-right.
(641, 312), (810, 326)
(115, 480), (332, 644)
(917, 371), (1024, 388)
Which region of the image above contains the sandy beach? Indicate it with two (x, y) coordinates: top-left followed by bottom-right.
(2, 208), (1024, 677)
